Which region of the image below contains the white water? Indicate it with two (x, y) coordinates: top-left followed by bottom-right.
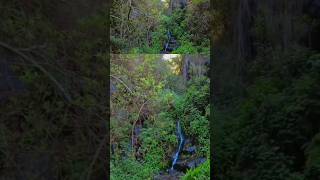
(171, 121), (185, 170)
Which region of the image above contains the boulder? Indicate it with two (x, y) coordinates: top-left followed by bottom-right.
(184, 146), (196, 155)
(154, 169), (184, 180)
(174, 156), (206, 171)
(186, 157), (206, 169)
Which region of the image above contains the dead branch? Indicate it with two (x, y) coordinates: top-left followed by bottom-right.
(110, 74), (133, 94)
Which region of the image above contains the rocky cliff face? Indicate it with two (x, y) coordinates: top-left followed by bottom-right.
(169, 0), (188, 13)
(182, 55), (210, 82)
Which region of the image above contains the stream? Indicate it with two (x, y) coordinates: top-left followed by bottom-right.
(161, 30), (178, 54)
(154, 120), (206, 180)
(171, 121), (185, 170)
(111, 54), (209, 179)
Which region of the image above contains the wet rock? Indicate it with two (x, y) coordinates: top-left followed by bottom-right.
(162, 31), (179, 53)
(183, 138), (192, 145)
(111, 143), (115, 154)
(134, 126), (142, 136)
(154, 169), (184, 180)
(174, 157), (206, 171)
(187, 157), (206, 169)
(172, 162), (188, 173)
(184, 146), (196, 154)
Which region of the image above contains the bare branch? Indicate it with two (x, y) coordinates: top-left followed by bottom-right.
(110, 74), (133, 94)
(0, 41), (72, 102)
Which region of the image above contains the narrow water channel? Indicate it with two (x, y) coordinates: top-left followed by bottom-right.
(171, 120), (185, 170)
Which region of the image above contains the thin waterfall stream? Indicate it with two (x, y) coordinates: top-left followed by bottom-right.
(171, 120), (185, 170)
(154, 117), (206, 179)
(161, 30), (178, 54)
(164, 30), (171, 52)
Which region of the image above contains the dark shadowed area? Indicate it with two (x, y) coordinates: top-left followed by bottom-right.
(0, 0), (109, 179)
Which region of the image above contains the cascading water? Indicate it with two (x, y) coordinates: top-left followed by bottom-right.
(154, 120), (206, 179)
(164, 30), (171, 52)
(161, 30), (179, 53)
(171, 120), (185, 170)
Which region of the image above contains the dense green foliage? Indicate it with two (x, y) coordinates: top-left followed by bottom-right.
(0, 1), (108, 179)
(182, 160), (210, 180)
(111, 0), (210, 54)
(213, 0), (320, 179)
(174, 77), (210, 156)
(214, 48), (320, 180)
(169, 5), (210, 55)
(111, 55), (210, 179)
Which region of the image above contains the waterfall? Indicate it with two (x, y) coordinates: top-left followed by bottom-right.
(171, 120), (185, 170)
(164, 30), (171, 52)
